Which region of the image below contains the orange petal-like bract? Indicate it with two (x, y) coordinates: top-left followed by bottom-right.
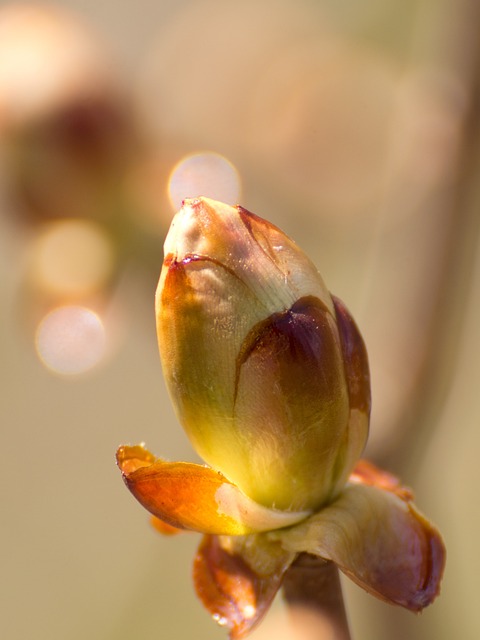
(117, 445), (309, 535)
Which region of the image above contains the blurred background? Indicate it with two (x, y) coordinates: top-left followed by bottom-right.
(1, 0), (479, 638)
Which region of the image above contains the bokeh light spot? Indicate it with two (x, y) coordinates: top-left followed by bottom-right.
(31, 219), (115, 297)
(168, 151), (241, 211)
(35, 305), (106, 376)
(0, 4), (108, 128)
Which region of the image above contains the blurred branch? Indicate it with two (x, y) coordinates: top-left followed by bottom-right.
(371, 0), (480, 473)
(394, 0), (480, 473)
(362, 2), (480, 639)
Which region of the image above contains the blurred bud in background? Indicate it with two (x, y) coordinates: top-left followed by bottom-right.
(0, 3), (135, 226)
(0, 3), (145, 375)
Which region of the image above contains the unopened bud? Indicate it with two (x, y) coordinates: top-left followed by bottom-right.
(157, 197), (370, 512)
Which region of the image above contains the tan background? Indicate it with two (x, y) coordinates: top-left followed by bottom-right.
(1, 0), (479, 638)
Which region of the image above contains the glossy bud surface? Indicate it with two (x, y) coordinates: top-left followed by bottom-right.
(156, 197), (370, 511)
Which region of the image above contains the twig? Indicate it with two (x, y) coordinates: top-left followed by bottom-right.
(282, 554), (352, 640)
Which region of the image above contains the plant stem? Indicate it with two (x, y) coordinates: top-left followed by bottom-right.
(282, 554), (352, 640)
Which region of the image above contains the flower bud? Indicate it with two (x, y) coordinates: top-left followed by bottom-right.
(157, 197), (370, 512)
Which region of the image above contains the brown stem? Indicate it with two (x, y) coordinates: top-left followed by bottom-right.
(282, 554), (352, 640)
